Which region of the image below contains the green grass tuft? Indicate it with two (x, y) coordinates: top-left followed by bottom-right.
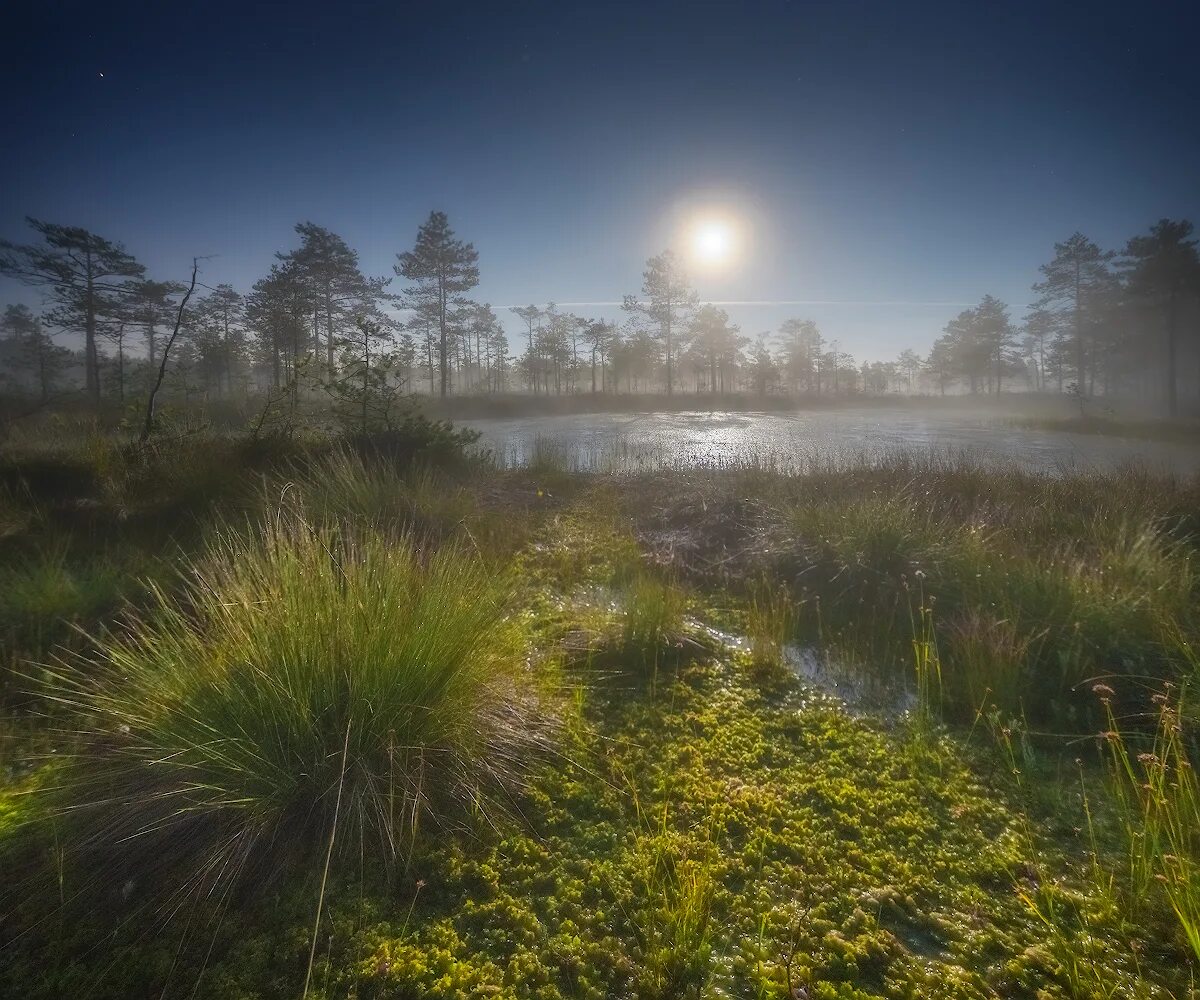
(38, 515), (559, 907)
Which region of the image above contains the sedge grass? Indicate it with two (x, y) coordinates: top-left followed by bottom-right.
(35, 514), (558, 909)
(271, 446), (477, 539)
(1101, 648), (1200, 962)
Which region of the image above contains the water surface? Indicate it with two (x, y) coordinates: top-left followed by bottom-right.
(462, 408), (1200, 474)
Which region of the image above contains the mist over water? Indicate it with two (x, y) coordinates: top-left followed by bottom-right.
(466, 407), (1200, 474)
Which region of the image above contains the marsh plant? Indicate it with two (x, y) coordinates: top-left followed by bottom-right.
(746, 580), (797, 682)
(629, 830), (716, 1000)
(939, 611), (1037, 719)
(1102, 668), (1200, 962)
(38, 515), (558, 908)
(272, 446), (477, 539)
(780, 468), (1198, 722)
(622, 572), (687, 652)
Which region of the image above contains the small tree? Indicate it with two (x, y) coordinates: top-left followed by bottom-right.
(324, 316), (405, 434)
(747, 335), (779, 395)
(1033, 233), (1115, 401)
(128, 278), (186, 366)
(973, 295), (1016, 394)
(691, 305), (740, 394)
(582, 319), (617, 393)
(777, 318), (822, 392)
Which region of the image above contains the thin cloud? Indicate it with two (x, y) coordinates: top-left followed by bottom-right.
(492, 299), (976, 309)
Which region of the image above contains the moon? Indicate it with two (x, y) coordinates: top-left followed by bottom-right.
(687, 215), (741, 269)
(695, 222), (730, 261)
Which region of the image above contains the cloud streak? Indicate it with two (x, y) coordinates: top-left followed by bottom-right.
(494, 299), (976, 309)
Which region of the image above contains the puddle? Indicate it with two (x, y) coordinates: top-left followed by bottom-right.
(696, 621), (916, 716)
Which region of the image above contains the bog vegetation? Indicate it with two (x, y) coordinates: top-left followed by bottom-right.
(0, 397), (1197, 998)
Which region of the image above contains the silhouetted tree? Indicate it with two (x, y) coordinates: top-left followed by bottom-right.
(1033, 233), (1115, 401)
(192, 284), (247, 395)
(1021, 307), (1056, 392)
(776, 318), (822, 392)
(395, 212), (479, 398)
(747, 335), (779, 395)
(510, 305), (543, 394)
(281, 223), (385, 370)
(925, 334), (955, 395)
(580, 319), (615, 394)
(0, 219), (144, 404)
(896, 349), (923, 393)
(1, 304), (72, 401)
(623, 250), (697, 395)
(973, 295), (1017, 394)
(691, 304), (740, 393)
(1121, 219), (1200, 417)
(128, 278), (186, 366)
(246, 263), (313, 390)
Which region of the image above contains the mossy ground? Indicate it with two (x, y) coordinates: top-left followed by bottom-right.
(0, 439), (1197, 998)
(3, 657), (1183, 998)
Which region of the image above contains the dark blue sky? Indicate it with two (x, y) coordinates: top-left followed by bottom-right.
(3, 0), (1197, 359)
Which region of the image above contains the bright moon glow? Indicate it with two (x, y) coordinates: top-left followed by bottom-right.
(695, 223), (730, 260)
(686, 215), (742, 270)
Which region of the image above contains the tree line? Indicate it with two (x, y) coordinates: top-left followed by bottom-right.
(2, 213), (1198, 419)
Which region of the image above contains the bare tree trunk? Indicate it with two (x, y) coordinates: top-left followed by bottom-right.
(84, 251), (100, 405)
(438, 275), (448, 398)
(139, 259), (199, 443)
(1166, 287), (1179, 418)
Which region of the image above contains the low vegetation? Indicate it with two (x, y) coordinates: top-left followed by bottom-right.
(0, 418), (1198, 998)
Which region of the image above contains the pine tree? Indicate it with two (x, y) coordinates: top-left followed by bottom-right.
(1, 304), (72, 401)
(1033, 233), (1114, 400)
(1121, 220), (1200, 417)
(395, 212), (479, 398)
(0, 219), (144, 404)
(623, 251), (697, 395)
(691, 305), (740, 394)
(281, 223), (385, 371)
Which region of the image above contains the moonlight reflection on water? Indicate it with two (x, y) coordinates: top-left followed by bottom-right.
(462, 408), (1200, 474)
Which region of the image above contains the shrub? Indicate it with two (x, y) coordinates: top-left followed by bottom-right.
(344, 411), (481, 470)
(40, 516), (557, 906)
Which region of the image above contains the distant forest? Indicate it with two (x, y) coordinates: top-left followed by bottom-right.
(2, 213), (1198, 420)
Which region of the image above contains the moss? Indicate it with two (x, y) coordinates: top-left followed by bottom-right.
(1, 442), (1196, 998)
(5, 654), (1189, 998)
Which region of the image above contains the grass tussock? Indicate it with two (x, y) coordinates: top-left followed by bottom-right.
(745, 580), (797, 683)
(270, 447), (478, 540)
(622, 573), (687, 651)
(0, 548), (139, 696)
(38, 515), (558, 907)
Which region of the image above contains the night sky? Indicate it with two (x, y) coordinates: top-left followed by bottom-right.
(3, 0), (1198, 359)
